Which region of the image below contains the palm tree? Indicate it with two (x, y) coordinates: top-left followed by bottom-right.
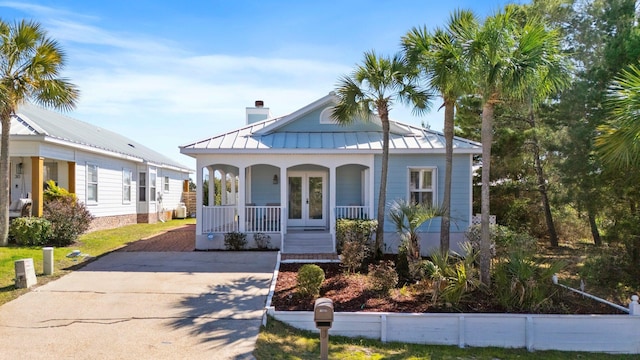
(466, 6), (566, 285)
(402, 9), (477, 255)
(332, 51), (431, 257)
(596, 63), (640, 168)
(0, 20), (79, 246)
(388, 199), (443, 278)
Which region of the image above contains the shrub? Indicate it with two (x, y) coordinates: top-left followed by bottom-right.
(423, 243), (479, 306)
(9, 217), (53, 246)
(395, 240), (411, 283)
(224, 232), (247, 250)
(335, 219), (376, 254)
(43, 180), (76, 202)
(43, 196), (94, 246)
(368, 260), (398, 294)
(465, 224), (537, 260)
(253, 233), (271, 249)
(340, 239), (368, 274)
(296, 264), (325, 297)
(492, 252), (565, 312)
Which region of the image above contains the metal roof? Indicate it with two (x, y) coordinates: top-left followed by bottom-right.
(181, 94), (482, 155)
(7, 102), (191, 172)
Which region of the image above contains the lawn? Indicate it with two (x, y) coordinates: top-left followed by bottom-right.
(254, 317), (638, 359)
(0, 218), (195, 305)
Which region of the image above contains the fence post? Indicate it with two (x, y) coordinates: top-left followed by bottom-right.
(629, 295), (640, 315)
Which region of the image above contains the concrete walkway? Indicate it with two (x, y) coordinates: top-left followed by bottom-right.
(0, 251), (277, 360)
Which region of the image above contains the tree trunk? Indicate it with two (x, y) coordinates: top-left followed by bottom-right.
(374, 107), (391, 259)
(528, 109), (559, 247)
(480, 100), (494, 286)
(587, 207), (602, 246)
(439, 99), (455, 255)
(0, 114), (12, 246)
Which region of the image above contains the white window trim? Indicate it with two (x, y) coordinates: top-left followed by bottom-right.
(407, 166), (437, 206)
(122, 168), (132, 204)
(319, 107), (339, 124)
(150, 168), (157, 203)
(164, 176), (170, 192)
(86, 163), (99, 205)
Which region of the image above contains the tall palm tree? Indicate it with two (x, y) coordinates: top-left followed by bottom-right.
(596, 63), (640, 168)
(402, 9), (477, 255)
(0, 20), (79, 246)
(466, 6), (566, 285)
(332, 51), (431, 257)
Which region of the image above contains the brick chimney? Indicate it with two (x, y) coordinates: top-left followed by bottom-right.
(246, 100), (271, 125)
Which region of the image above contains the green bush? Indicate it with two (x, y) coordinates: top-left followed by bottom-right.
(9, 217), (53, 246)
(296, 264), (325, 297)
(465, 224), (537, 259)
(335, 218), (377, 254)
(43, 196), (94, 246)
(340, 239), (368, 274)
(43, 180), (76, 202)
(424, 243), (479, 306)
(367, 260), (398, 294)
(224, 232), (247, 250)
(395, 240), (411, 283)
(253, 232), (271, 249)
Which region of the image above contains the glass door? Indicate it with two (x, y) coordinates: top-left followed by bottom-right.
(287, 171), (326, 228)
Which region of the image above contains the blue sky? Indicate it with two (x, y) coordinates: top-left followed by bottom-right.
(1, 0), (524, 169)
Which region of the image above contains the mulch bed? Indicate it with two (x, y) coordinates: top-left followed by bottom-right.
(271, 262), (625, 314)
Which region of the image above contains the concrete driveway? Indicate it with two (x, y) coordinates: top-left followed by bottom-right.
(0, 251), (277, 360)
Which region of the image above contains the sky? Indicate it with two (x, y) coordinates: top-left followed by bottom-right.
(1, 0), (525, 170)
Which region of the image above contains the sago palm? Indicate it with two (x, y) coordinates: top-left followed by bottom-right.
(402, 9), (477, 255)
(0, 20), (79, 245)
(332, 51), (431, 258)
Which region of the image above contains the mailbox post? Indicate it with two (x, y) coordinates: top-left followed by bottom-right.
(314, 297), (334, 360)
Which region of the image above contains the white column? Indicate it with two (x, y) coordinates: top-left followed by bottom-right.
(329, 165), (336, 252)
(220, 169), (227, 205)
(367, 156), (375, 220)
(231, 172), (237, 205)
(196, 162), (204, 235)
(209, 167), (217, 206)
(238, 167), (246, 232)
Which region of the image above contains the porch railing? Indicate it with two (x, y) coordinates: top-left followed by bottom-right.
(246, 205), (282, 233)
(202, 206), (238, 233)
(335, 206), (369, 220)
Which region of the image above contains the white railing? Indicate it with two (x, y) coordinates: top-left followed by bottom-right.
(202, 206), (237, 233)
(335, 206), (369, 220)
(246, 206), (282, 233)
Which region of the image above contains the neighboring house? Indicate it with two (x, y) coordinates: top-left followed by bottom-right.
(180, 93), (481, 254)
(4, 102), (192, 231)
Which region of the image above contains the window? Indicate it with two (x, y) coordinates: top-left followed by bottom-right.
(150, 171), (157, 202)
(139, 172), (146, 202)
(408, 168), (436, 206)
(43, 161), (59, 183)
(87, 164), (98, 203)
(319, 107), (338, 124)
(123, 169), (132, 203)
(164, 176), (170, 192)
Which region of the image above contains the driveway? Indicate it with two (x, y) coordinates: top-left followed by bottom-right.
(0, 251), (277, 359)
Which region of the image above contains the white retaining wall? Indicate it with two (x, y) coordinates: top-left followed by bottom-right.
(266, 309), (640, 353)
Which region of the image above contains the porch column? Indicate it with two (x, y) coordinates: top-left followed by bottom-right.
(208, 166), (216, 206)
(67, 161), (76, 195)
(219, 169), (227, 205)
(280, 166), (287, 237)
(230, 171), (237, 205)
(329, 166), (337, 252)
(367, 158), (375, 221)
(31, 157), (44, 217)
(196, 163), (203, 235)
(238, 167), (246, 232)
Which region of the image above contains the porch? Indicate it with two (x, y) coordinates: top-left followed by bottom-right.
(200, 204), (370, 253)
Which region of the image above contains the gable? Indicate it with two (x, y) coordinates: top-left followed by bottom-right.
(275, 106), (383, 133)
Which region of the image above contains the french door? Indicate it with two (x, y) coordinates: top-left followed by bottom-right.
(287, 171), (326, 228)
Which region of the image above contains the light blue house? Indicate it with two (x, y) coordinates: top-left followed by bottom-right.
(180, 93), (481, 254)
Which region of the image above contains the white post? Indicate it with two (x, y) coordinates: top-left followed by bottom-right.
(629, 295), (640, 315)
(380, 314), (387, 343)
(43, 247), (54, 275)
(238, 167), (246, 232)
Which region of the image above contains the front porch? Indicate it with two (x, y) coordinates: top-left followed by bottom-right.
(200, 204), (370, 253)
(194, 153), (376, 252)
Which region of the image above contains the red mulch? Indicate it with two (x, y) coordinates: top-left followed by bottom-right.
(271, 262), (624, 314)
(118, 224), (195, 252)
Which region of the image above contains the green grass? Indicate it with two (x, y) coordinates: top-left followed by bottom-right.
(254, 317), (637, 359)
(0, 218), (195, 305)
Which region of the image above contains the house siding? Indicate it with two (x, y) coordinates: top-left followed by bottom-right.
(277, 107), (382, 133)
(249, 164), (281, 205)
(336, 166), (363, 206)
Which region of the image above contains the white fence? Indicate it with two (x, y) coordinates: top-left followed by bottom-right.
(202, 206), (237, 233)
(266, 309), (640, 354)
(335, 206), (370, 220)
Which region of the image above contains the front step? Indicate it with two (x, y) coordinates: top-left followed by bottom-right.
(283, 232), (334, 254)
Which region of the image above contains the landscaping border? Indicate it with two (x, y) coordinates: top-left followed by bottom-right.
(264, 251), (640, 354)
